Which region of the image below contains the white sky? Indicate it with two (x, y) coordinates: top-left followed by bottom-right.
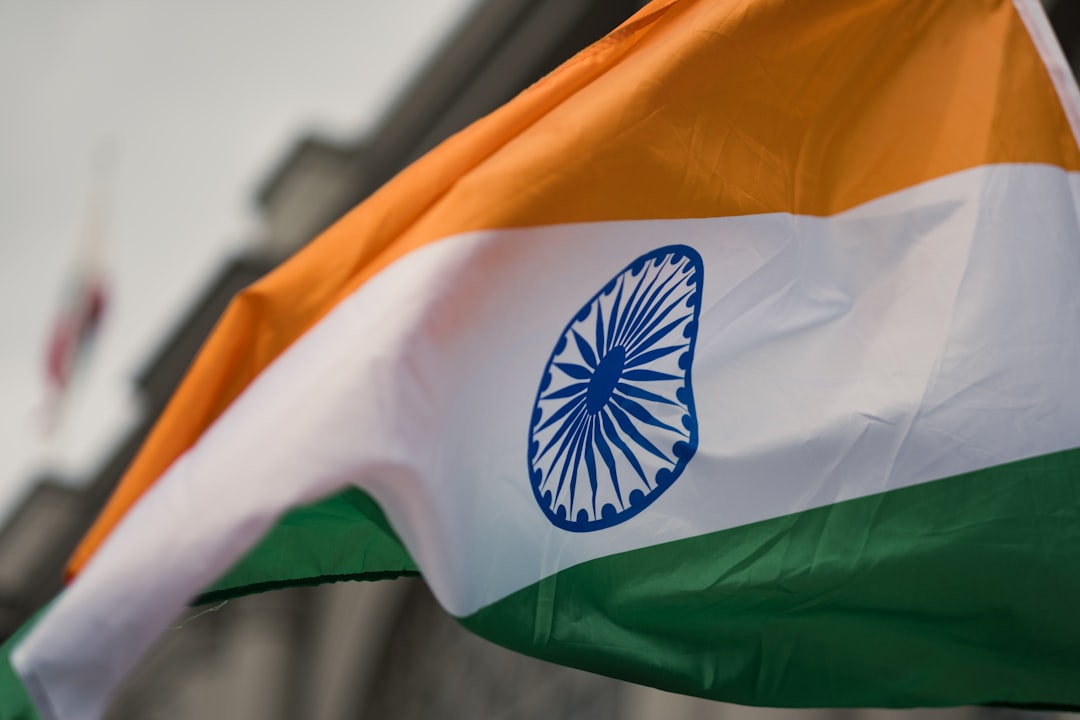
(0, 0), (478, 523)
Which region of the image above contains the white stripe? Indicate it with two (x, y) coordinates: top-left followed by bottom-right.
(1014, 0), (1080, 145)
(14, 164), (1080, 719)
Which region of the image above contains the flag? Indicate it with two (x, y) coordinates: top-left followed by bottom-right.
(42, 159), (110, 432)
(43, 275), (106, 418)
(10, 0), (1080, 717)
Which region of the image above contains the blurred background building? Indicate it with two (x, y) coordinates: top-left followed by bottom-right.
(1, 0), (1078, 717)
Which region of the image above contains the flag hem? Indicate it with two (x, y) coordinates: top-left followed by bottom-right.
(193, 569), (420, 606)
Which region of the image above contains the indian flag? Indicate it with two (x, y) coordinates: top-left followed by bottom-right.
(10, 0), (1080, 717)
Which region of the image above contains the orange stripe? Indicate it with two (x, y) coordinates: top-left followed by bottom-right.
(69, 0), (1080, 577)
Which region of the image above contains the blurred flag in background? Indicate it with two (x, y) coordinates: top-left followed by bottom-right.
(42, 154), (111, 433)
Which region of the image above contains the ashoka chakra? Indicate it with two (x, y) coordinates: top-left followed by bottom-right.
(527, 245), (703, 532)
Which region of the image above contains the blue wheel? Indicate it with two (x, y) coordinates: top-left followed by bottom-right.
(528, 245), (703, 531)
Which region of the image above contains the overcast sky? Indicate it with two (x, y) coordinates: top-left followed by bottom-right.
(0, 0), (478, 523)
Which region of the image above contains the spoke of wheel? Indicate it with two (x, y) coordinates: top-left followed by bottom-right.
(591, 417), (624, 509)
(608, 401), (673, 464)
(594, 299), (607, 357)
(613, 260), (665, 348)
(571, 329), (597, 369)
(551, 412), (591, 505)
(564, 418), (590, 517)
(624, 295), (693, 358)
(583, 416), (600, 517)
(623, 343), (685, 370)
(535, 393), (586, 434)
(541, 381), (589, 401)
(617, 259), (687, 348)
(612, 393), (686, 437)
(615, 381), (679, 407)
(537, 402), (588, 471)
(605, 275), (627, 352)
(599, 409), (650, 489)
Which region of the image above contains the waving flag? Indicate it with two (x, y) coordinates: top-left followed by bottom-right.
(43, 276), (106, 422)
(42, 160), (111, 433)
(9, 0), (1080, 717)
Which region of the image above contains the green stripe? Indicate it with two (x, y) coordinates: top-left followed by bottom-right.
(199, 449), (1080, 707)
(196, 487), (417, 604)
(462, 448), (1080, 709)
(0, 606), (45, 720)
(0, 494), (416, 717)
